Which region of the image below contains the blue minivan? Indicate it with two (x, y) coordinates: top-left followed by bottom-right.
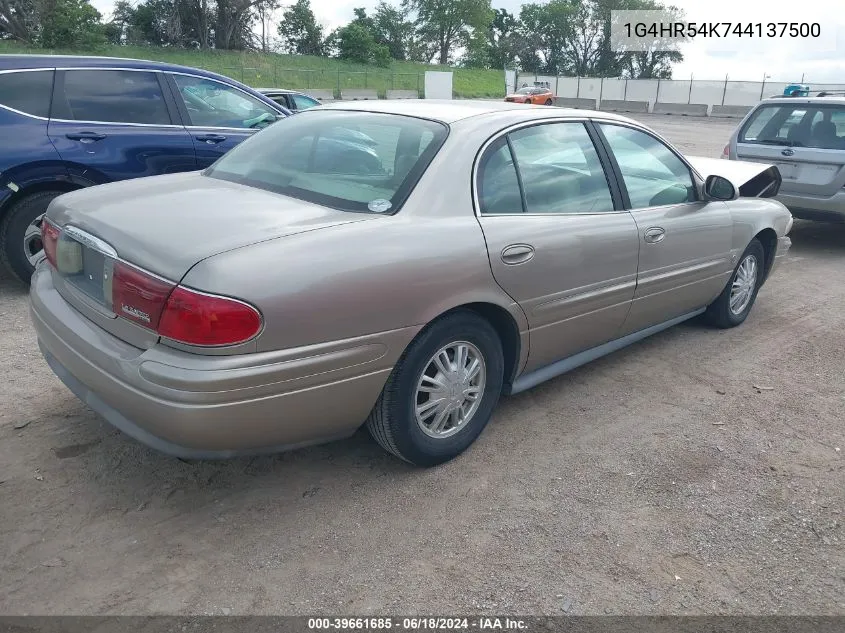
(0, 55), (290, 283)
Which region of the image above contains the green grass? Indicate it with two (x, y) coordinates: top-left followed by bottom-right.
(0, 42), (506, 98)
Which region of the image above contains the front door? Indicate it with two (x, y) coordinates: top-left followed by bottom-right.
(596, 123), (734, 335)
(476, 121), (641, 374)
(48, 69), (197, 184)
(164, 73), (283, 169)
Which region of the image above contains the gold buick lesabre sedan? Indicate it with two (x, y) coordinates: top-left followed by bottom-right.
(30, 100), (792, 466)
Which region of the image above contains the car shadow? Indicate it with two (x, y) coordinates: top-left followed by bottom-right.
(787, 219), (845, 255)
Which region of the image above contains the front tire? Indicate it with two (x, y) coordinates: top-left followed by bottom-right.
(705, 238), (765, 328)
(0, 190), (64, 284)
(366, 310), (504, 467)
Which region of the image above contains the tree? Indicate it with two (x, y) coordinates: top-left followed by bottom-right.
(372, 2), (413, 61)
(463, 7), (521, 69)
(39, 0), (106, 48)
(518, 0), (573, 75)
(403, 0), (493, 65)
(254, 0), (279, 53)
(335, 21), (390, 66)
(0, 0), (38, 42)
(277, 0), (324, 55)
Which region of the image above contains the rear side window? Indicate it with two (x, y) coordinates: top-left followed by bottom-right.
(478, 137), (522, 214)
(207, 111), (448, 213)
(0, 70), (54, 118)
(478, 123), (615, 215)
(740, 104), (845, 149)
(292, 94), (320, 110)
(55, 70), (170, 125)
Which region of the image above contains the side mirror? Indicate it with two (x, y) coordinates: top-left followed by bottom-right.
(704, 174), (738, 201)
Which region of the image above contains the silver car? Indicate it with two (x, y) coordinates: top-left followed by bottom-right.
(30, 101), (793, 467)
(724, 95), (845, 222)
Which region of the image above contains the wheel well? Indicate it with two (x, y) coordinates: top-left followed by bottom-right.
(755, 228), (778, 282)
(449, 302), (522, 393)
(0, 181), (83, 220)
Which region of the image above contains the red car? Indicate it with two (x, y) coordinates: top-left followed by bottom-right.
(505, 86), (555, 105)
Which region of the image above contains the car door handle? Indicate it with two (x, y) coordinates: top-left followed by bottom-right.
(195, 134), (227, 144)
(501, 244), (535, 265)
(644, 227), (666, 244)
(66, 131), (106, 142)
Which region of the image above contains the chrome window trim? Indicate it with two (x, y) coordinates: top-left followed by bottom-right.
(61, 225), (119, 258)
(0, 67), (55, 74)
(0, 102), (49, 121)
(50, 117), (184, 128)
(471, 116), (630, 218)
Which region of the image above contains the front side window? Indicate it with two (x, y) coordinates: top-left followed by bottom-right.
(207, 111), (447, 213)
(508, 122), (615, 214)
(740, 103), (845, 149)
(173, 75), (280, 129)
(0, 70), (54, 118)
(599, 124), (696, 209)
(56, 70), (170, 125)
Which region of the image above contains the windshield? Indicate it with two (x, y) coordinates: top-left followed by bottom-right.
(740, 103), (845, 149)
(206, 111), (448, 213)
(516, 87), (534, 95)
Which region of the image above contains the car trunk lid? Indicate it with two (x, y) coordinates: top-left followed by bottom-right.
(687, 156), (782, 198)
(45, 171), (377, 349)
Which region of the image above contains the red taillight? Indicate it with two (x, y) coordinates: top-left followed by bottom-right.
(111, 261), (175, 329)
(721, 144), (730, 159)
(158, 286), (262, 347)
(41, 219), (60, 268)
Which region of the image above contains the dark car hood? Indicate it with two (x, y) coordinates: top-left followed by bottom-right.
(46, 171), (378, 281)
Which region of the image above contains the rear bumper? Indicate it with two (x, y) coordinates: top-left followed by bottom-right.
(776, 189), (845, 222)
(30, 263), (403, 458)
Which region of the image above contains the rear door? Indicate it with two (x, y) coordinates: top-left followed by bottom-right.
(47, 69), (197, 184)
(735, 101), (845, 197)
(164, 73), (284, 168)
(475, 120), (640, 374)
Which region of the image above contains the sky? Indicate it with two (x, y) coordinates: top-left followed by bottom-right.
(89, 0), (845, 83)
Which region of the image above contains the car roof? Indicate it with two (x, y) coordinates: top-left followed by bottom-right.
(256, 88), (296, 95)
(758, 95), (845, 106)
(0, 54), (237, 83)
(316, 99), (632, 124)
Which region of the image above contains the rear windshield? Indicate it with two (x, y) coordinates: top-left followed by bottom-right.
(206, 110), (448, 213)
(739, 103), (845, 150)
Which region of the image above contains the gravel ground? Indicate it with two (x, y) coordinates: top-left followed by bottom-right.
(0, 114), (842, 616)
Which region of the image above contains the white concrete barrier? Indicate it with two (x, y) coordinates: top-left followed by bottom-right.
(600, 99), (649, 113)
(340, 89), (379, 100)
(653, 102), (709, 116)
(711, 105), (754, 118)
(554, 97), (597, 109)
(386, 90), (420, 99)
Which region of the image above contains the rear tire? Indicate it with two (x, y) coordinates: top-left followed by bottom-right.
(705, 238), (765, 328)
(366, 310), (504, 467)
(0, 190), (64, 284)
(545, 98), (553, 105)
